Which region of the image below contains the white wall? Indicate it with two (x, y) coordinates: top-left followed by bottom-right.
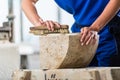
(0, 0), (8, 26)
(13, 0), (22, 43)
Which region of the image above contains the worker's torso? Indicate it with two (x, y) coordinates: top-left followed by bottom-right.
(54, 0), (109, 26)
(54, 0), (120, 66)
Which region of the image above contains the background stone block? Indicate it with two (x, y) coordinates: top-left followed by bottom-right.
(0, 43), (20, 80)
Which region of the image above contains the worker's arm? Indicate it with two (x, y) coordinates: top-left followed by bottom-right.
(90, 0), (120, 31)
(21, 0), (60, 31)
(80, 0), (120, 45)
(21, 0), (43, 26)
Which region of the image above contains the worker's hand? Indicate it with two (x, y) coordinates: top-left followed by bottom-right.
(34, 18), (61, 31)
(44, 20), (61, 31)
(80, 27), (98, 46)
(34, 19), (61, 31)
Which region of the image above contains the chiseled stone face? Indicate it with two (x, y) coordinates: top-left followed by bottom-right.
(39, 33), (99, 69)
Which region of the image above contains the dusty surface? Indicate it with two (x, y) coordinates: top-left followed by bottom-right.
(39, 33), (99, 69)
(12, 67), (120, 80)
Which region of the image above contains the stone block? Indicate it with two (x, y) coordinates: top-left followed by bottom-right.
(12, 67), (120, 80)
(0, 43), (20, 80)
(39, 33), (99, 69)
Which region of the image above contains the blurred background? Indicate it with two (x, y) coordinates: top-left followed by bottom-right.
(0, 0), (74, 79)
(0, 0), (74, 48)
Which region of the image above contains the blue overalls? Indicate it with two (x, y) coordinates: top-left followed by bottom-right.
(54, 0), (119, 66)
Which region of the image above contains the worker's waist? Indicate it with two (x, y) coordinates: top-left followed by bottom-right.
(73, 22), (90, 28)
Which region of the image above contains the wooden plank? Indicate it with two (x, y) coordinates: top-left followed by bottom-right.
(30, 25), (69, 30)
(29, 25), (69, 35)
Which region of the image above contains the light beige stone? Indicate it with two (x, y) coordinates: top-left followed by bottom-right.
(12, 69), (93, 80)
(12, 70), (45, 80)
(12, 67), (120, 80)
(39, 32), (99, 69)
(0, 43), (20, 80)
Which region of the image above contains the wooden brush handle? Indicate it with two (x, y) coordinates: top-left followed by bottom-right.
(30, 25), (69, 30)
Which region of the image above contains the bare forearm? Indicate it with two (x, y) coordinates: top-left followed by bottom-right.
(21, 0), (42, 25)
(90, 0), (120, 32)
(21, 0), (61, 30)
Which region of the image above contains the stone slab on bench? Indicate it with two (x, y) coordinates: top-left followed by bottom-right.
(12, 67), (120, 80)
